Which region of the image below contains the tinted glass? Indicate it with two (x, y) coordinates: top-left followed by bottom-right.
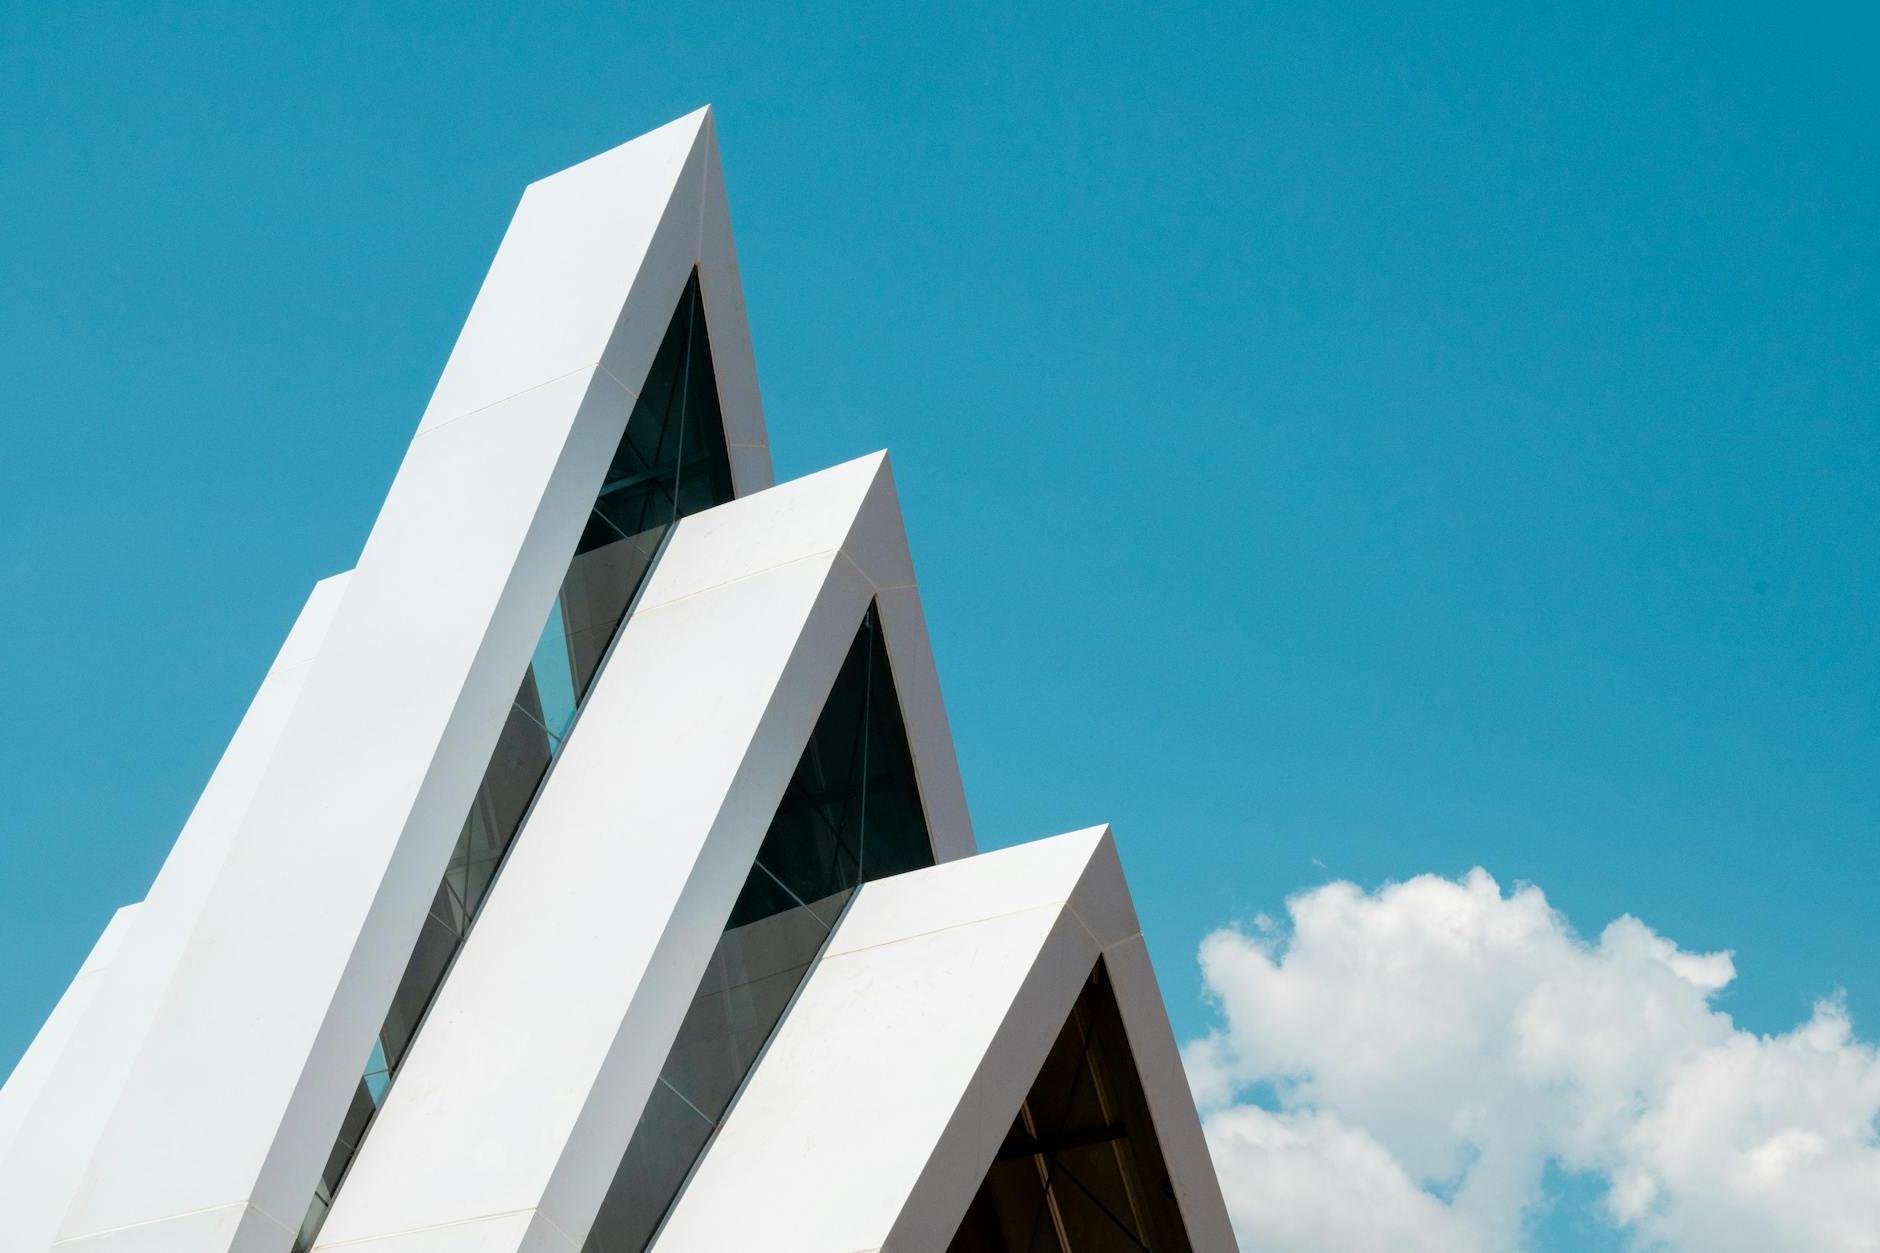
(944, 961), (1195, 1253)
(582, 604), (935, 1252)
(585, 1081), (715, 1253)
(296, 272), (735, 1250)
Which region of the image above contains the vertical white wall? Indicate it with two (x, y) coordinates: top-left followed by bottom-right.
(52, 109), (772, 1253)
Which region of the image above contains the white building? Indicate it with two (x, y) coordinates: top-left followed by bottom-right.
(0, 108), (1235, 1253)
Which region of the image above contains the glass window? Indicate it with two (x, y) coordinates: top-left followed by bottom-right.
(582, 604), (936, 1253)
(296, 272), (735, 1250)
(585, 1081), (715, 1253)
(944, 961), (1196, 1253)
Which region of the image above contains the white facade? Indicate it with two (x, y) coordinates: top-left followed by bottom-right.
(1, 108), (1235, 1253)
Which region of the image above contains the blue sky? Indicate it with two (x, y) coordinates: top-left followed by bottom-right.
(1, 5), (1874, 1247)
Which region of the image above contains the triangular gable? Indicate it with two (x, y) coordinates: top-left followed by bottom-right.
(647, 831), (1236, 1253)
(949, 960), (1193, 1251)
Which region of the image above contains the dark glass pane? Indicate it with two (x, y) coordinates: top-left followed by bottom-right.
(853, 610), (933, 881)
(671, 295), (734, 517)
(298, 270), (738, 1251)
(376, 912), (459, 1072)
(950, 1129), (1066, 1253)
(944, 962), (1195, 1253)
(484, 690), (558, 829)
(1050, 1150), (1148, 1251)
(331, 1080), (376, 1156)
(751, 606), (933, 914)
(561, 518), (666, 699)
(722, 857), (807, 929)
(660, 883), (833, 1122)
(585, 1081), (714, 1253)
(752, 723), (863, 919)
(297, 1187), (331, 1253)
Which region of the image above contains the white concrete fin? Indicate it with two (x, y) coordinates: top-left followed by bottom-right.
(415, 106), (772, 495)
(650, 828), (1237, 1253)
(54, 110), (771, 1253)
(634, 451), (891, 611)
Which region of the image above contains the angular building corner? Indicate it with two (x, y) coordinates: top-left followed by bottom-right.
(0, 107), (1237, 1253)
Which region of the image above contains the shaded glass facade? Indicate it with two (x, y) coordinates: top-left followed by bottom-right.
(945, 962), (1194, 1253)
(582, 604), (935, 1253)
(297, 272), (735, 1250)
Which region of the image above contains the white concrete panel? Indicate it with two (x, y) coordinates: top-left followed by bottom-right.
(298, 1211), (572, 1253)
(39, 1203), (293, 1253)
(819, 827), (1111, 959)
(633, 451), (887, 609)
(650, 833), (1104, 1253)
(0, 573), (348, 1253)
(414, 106), (772, 497)
(313, 456), (970, 1252)
(833, 448), (916, 591)
(0, 904), (139, 1161)
(703, 905), (1093, 1253)
(416, 109), (704, 434)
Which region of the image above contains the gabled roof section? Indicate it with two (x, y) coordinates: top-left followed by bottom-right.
(648, 830), (1237, 1253)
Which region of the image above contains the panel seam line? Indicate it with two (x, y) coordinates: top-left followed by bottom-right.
(416, 362), (641, 441)
(823, 899), (1075, 959)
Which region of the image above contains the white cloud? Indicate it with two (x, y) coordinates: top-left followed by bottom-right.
(1184, 868), (1880, 1252)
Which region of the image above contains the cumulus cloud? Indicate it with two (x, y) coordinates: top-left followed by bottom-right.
(1184, 868), (1880, 1252)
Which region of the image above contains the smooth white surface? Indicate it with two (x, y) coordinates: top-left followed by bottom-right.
(650, 828), (1238, 1253)
(0, 573), (348, 1253)
(55, 108), (769, 1253)
(313, 453), (971, 1252)
(413, 108), (770, 495)
(0, 904), (139, 1162)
